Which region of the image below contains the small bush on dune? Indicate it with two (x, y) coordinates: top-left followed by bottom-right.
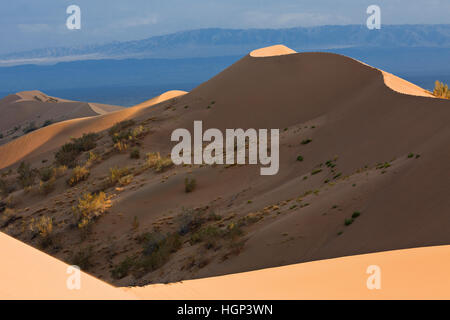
(108, 166), (130, 186)
(184, 177), (196, 193)
(146, 152), (173, 172)
(22, 121), (38, 134)
(108, 120), (136, 137)
(433, 80), (450, 99)
(0, 178), (16, 196)
(71, 247), (94, 270)
(55, 133), (99, 168)
(73, 192), (111, 229)
(67, 166), (90, 187)
(39, 167), (54, 182)
(17, 161), (36, 188)
(39, 177), (56, 195)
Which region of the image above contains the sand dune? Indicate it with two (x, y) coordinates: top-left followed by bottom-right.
(0, 232), (134, 299)
(0, 90), (123, 145)
(130, 245), (450, 300)
(0, 90), (186, 169)
(0, 45), (449, 292)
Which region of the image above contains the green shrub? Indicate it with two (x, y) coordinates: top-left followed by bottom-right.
(344, 218), (354, 226)
(67, 166), (90, 186)
(55, 133), (99, 168)
(39, 167), (54, 182)
(185, 177), (196, 193)
(352, 211), (361, 219)
(138, 232), (182, 273)
(17, 162), (36, 188)
(301, 139), (312, 145)
(108, 166), (130, 186)
(111, 256), (135, 279)
(108, 120), (136, 137)
(296, 155), (304, 162)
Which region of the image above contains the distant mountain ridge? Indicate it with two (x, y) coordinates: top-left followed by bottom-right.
(2, 25), (450, 65)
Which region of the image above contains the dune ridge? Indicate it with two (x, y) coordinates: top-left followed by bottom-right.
(1, 229), (449, 300)
(0, 90), (187, 169)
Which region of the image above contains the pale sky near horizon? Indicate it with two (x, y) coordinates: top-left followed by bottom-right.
(0, 0), (448, 54)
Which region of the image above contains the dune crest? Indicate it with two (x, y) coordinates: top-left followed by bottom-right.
(381, 70), (434, 98)
(250, 45), (297, 57)
(0, 90), (187, 169)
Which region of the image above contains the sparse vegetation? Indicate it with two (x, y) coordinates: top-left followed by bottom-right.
(71, 247), (94, 270)
(73, 192), (111, 228)
(296, 155), (304, 162)
(301, 139), (312, 145)
(146, 152), (173, 172)
(184, 177), (197, 193)
(17, 161), (36, 188)
(55, 133), (99, 168)
(67, 166), (90, 187)
(433, 80), (450, 99)
(38, 177), (56, 195)
(30, 215), (53, 248)
(22, 121), (38, 134)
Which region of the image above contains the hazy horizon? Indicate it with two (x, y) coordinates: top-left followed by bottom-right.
(1, 0), (449, 54)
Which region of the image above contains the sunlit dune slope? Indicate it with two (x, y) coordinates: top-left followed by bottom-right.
(0, 232), (134, 299)
(0, 90), (186, 169)
(129, 245), (450, 300)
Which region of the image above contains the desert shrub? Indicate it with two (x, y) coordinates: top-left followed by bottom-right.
(86, 151), (101, 166)
(344, 218), (354, 226)
(138, 232), (182, 273)
(296, 155), (304, 162)
(311, 169), (322, 175)
(67, 166), (90, 186)
(146, 152), (173, 172)
(71, 247), (94, 270)
(55, 133), (99, 167)
(177, 208), (206, 235)
(130, 147), (140, 159)
(109, 166), (130, 186)
(301, 139), (312, 145)
(0, 133), (3, 139)
(39, 177), (56, 195)
(22, 121), (37, 134)
(190, 225), (221, 244)
(184, 177), (196, 193)
(111, 256), (135, 279)
(433, 80), (450, 99)
(108, 120), (136, 137)
(39, 167), (54, 182)
(17, 161), (36, 188)
(73, 192), (111, 228)
(352, 211), (361, 219)
(30, 216), (53, 248)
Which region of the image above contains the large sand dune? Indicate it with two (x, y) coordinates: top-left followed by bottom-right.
(0, 90), (123, 145)
(0, 45), (449, 293)
(1, 229), (448, 299)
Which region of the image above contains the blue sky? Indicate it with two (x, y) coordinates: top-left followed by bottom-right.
(0, 0), (448, 53)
